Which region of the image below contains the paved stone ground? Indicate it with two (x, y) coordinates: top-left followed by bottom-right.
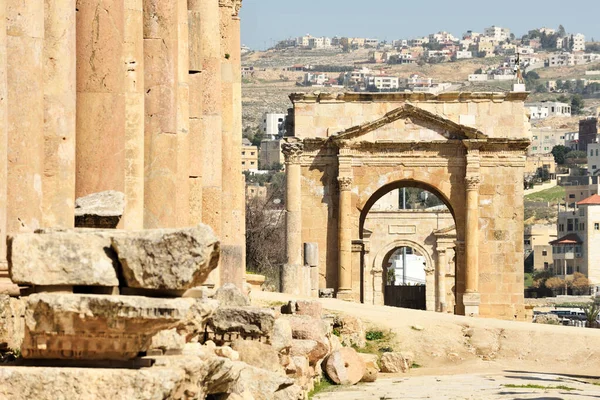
(314, 371), (600, 400)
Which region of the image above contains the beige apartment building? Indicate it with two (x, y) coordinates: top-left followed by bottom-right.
(525, 154), (556, 179)
(242, 143), (259, 171)
(524, 224), (557, 271)
(529, 128), (570, 155)
(552, 194), (600, 288)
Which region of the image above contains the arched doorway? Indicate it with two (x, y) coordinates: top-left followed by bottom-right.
(361, 183), (456, 311)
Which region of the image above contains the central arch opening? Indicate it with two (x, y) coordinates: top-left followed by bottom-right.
(361, 180), (457, 311)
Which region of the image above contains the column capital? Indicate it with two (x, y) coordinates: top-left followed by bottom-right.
(338, 176), (353, 191)
(465, 175), (481, 191)
(282, 141), (304, 164)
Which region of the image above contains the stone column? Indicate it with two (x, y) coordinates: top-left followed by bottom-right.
(42, 0), (76, 229)
(7, 0), (45, 234)
(304, 242), (319, 298)
(0, 0), (7, 274)
(337, 176), (353, 299)
(123, 0), (145, 230)
(219, 0), (242, 287)
(76, 0), (125, 213)
(464, 146), (481, 316)
(176, 0), (190, 227)
(282, 141), (303, 294)
(436, 246), (447, 312)
(143, 0), (181, 228)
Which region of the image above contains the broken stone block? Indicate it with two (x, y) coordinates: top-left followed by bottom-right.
(290, 339), (329, 365)
(380, 351), (414, 373)
(358, 353), (379, 382)
(111, 225), (220, 290)
(324, 348), (366, 386)
(231, 339), (285, 375)
(215, 283), (250, 307)
(281, 300), (322, 318)
(8, 232), (119, 287)
(21, 293), (192, 360)
(0, 295), (24, 350)
(206, 307), (276, 344)
(149, 328), (186, 355)
(271, 318), (293, 354)
(74, 190), (126, 229)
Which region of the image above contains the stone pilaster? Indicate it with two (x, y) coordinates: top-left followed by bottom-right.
(7, 0), (45, 235)
(337, 175), (353, 299)
(143, 0), (182, 228)
(42, 0), (76, 229)
(176, 0), (190, 227)
(436, 246), (447, 313)
(282, 140), (303, 294)
(464, 145), (481, 316)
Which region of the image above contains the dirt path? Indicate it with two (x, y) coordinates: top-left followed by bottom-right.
(252, 291), (600, 377)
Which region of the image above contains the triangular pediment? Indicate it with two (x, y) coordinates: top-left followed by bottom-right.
(330, 104), (487, 143)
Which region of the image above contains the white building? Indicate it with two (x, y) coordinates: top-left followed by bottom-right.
(344, 67), (373, 86)
(588, 143), (600, 175)
(260, 113), (286, 139)
(526, 102), (571, 120)
(456, 50), (473, 59)
(366, 75), (400, 90)
(484, 25), (510, 42)
(572, 33), (586, 52)
(304, 72), (328, 85)
(389, 252), (426, 286)
(548, 52), (575, 67)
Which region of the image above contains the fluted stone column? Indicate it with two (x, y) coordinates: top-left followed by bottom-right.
(337, 176), (353, 299)
(436, 246), (447, 313)
(282, 141), (303, 294)
(6, 0), (45, 234)
(464, 147), (481, 316)
(143, 0), (182, 228)
(42, 0), (76, 229)
(0, 0), (7, 272)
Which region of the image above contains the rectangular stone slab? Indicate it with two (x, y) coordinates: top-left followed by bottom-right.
(21, 293), (192, 360)
(8, 232), (120, 286)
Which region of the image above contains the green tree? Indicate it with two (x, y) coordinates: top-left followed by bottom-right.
(571, 94), (584, 115)
(583, 299), (600, 328)
(558, 25), (567, 38)
(551, 145), (571, 164)
(565, 150), (587, 159)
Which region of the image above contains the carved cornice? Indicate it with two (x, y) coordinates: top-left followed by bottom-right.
(289, 91), (530, 104)
(282, 141), (304, 164)
(219, 0), (242, 15)
(337, 176), (353, 191)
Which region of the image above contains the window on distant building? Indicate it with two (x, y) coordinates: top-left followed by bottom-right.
(593, 165), (597, 170)
(596, 223), (600, 230)
(524, 239), (531, 245)
(580, 223), (585, 230)
(567, 266), (574, 275)
(532, 146), (537, 151)
(542, 250), (548, 256)
(591, 150), (594, 156)
(569, 194), (575, 198)
(559, 224), (565, 232)
(544, 262), (549, 270)
(568, 219), (574, 231)
(242, 151), (245, 156)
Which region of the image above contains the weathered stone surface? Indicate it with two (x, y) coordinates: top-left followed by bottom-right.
(8, 232), (119, 286)
(358, 353), (379, 382)
(177, 298), (219, 342)
(111, 225), (220, 290)
(380, 351), (414, 373)
(231, 339), (285, 375)
(74, 190), (126, 229)
(289, 355), (312, 388)
(207, 307), (276, 344)
(235, 365), (303, 400)
(150, 328), (186, 353)
(21, 293), (192, 360)
(324, 348), (366, 385)
(533, 313), (560, 324)
(290, 339), (329, 365)
(333, 315), (366, 349)
(215, 346), (240, 361)
(285, 315), (329, 342)
(215, 283), (250, 307)
(0, 361), (207, 400)
(281, 300), (322, 319)
(0, 295), (24, 350)
(271, 318), (293, 353)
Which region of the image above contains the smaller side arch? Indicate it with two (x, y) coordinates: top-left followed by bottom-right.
(372, 239), (434, 275)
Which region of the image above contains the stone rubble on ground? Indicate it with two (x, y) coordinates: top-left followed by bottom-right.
(380, 351), (415, 373)
(323, 348), (366, 385)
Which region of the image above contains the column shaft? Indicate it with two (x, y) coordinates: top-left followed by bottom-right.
(7, 0), (45, 234)
(338, 177), (353, 294)
(42, 0), (76, 228)
(143, 0), (181, 228)
(436, 248), (447, 312)
(465, 182), (479, 293)
(176, 0), (190, 227)
(122, 0), (145, 230)
(76, 0), (125, 205)
(0, 0), (7, 266)
(282, 142), (303, 294)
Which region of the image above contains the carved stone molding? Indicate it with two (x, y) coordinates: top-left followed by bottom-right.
(282, 142), (304, 164)
(219, 0), (242, 15)
(337, 176), (353, 191)
(465, 175), (481, 191)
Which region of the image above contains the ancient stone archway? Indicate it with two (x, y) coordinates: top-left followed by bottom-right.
(282, 92), (530, 320)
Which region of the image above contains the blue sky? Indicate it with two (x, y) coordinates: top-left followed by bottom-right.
(240, 0), (600, 50)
